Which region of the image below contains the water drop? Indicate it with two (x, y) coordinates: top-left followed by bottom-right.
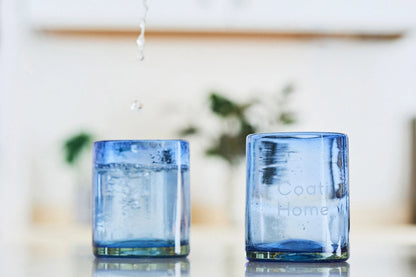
(131, 100), (144, 111)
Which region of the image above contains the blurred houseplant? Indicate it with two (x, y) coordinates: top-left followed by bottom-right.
(179, 85), (297, 224)
(63, 131), (94, 224)
(180, 84), (296, 167)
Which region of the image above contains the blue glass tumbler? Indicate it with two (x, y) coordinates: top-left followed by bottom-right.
(246, 132), (349, 262)
(92, 140), (190, 257)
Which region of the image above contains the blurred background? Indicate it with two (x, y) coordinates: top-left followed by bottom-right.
(1, 0), (416, 241)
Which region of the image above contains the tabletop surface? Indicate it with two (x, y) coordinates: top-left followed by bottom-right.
(2, 224), (416, 276)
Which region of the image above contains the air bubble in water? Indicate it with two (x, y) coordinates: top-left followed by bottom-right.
(131, 144), (139, 153)
(131, 100), (144, 112)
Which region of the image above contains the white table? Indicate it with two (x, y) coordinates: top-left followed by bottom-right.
(2, 224), (416, 276)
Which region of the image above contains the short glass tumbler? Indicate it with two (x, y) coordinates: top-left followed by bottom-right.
(92, 140), (190, 258)
(246, 132), (349, 262)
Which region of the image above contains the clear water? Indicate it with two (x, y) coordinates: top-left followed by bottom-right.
(93, 163), (190, 250)
(136, 0), (148, 61)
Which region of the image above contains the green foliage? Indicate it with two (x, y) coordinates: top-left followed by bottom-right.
(279, 112), (296, 125)
(209, 93), (243, 117)
(178, 126), (199, 136)
(178, 85), (297, 167)
(63, 132), (93, 166)
(282, 84), (294, 96)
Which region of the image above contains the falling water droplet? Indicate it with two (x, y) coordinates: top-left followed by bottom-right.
(131, 100), (144, 112)
(137, 0), (148, 61)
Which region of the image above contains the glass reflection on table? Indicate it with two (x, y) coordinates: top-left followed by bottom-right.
(245, 261), (349, 276)
(93, 257), (189, 277)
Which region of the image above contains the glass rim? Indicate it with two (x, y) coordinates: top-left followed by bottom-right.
(247, 132), (347, 139)
(94, 139), (189, 144)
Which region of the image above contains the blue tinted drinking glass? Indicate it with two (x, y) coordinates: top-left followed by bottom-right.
(93, 140), (190, 257)
(246, 132), (349, 262)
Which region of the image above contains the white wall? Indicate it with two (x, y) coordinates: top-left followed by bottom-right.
(2, 4), (416, 227)
(0, 0), (30, 241)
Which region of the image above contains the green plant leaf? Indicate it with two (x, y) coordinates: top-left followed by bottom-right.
(178, 126), (199, 136)
(63, 132), (93, 166)
(240, 120), (256, 137)
(279, 112), (296, 125)
(209, 92), (241, 117)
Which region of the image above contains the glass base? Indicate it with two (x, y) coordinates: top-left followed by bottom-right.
(94, 244), (189, 258)
(246, 250), (348, 262)
(246, 240), (348, 262)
